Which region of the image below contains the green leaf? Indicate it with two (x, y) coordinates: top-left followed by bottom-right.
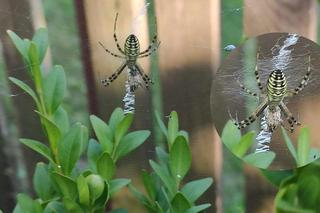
(53, 106), (69, 135)
(7, 30), (29, 62)
(58, 123), (83, 175)
(90, 115), (113, 153)
(93, 181), (109, 209)
(28, 42), (41, 78)
(181, 178), (213, 203)
(221, 120), (241, 150)
(281, 127), (297, 162)
(52, 172), (77, 200)
(168, 111), (179, 146)
(260, 169), (293, 187)
(35, 111), (61, 152)
(108, 209), (128, 213)
(109, 178), (131, 197)
(15, 194), (42, 213)
(9, 77), (40, 107)
(171, 192), (191, 213)
(156, 147), (169, 166)
(114, 130), (150, 161)
(114, 113), (133, 145)
(33, 163), (56, 201)
(44, 201), (66, 213)
(297, 127), (310, 167)
(243, 151), (276, 169)
(97, 152), (115, 180)
(149, 160), (176, 196)
(43, 65), (66, 114)
(298, 175), (320, 209)
(77, 175), (90, 206)
(85, 174), (106, 203)
(233, 131), (255, 158)
(169, 136), (192, 181)
(128, 184), (152, 207)
(32, 28), (48, 63)
(79, 124), (89, 155)
(141, 170), (157, 200)
(177, 130), (189, 142)
(87, 139), (103, 172)
(185, 204), (211, 213)
(20, 139), (54, 163)
(109, 108), (124, 131)
(155, 110), (168, 137)
(62, 198), (83, 213)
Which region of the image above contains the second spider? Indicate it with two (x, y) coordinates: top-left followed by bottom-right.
(99, 13), (160, 92)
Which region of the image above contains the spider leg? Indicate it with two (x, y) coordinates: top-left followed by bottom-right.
(99, 42), (125, 59)
(279, 101), (301, 133)
(113, 13), (125, 54)
(236, 79), (259, 97)
(286, 55), (311, 97)
(101, 62), (127, 86)
(138, 41), (161, 58)
(232, 98), (268, 129)
(254, 51), (264, 92)
(134, 63), (153, 89)
(139, 35), (159, 55)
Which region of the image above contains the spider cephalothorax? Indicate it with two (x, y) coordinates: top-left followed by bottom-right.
(232, 52), (311, 132)
(99, 13), (160, 92)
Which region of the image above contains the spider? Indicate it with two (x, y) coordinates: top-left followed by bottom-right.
(231, 52), (311, 133)
(99, 13), (160, 92)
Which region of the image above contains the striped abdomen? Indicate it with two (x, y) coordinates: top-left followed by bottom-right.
(267, 69), (287, 108)
(124, 34), (140, 66)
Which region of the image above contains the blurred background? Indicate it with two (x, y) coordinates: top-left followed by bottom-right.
(0, 0), (319, 212)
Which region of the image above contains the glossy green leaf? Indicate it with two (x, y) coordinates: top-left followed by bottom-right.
(33, 163), (56, 201)
(58, 123), (83, 175)
(97, 152), (115, 180)
(260, 169), (293, 187)
(77, 175), (90, 206)
(281, 127), (297, 162)
(169, 136), (191, 181)
(53, 106), (69, 135)
(43, 65), (66, 114)
(28, 42), (42, 79)
(185, 204), (211, 213)
(168, 111), (179, 146)
(171, 192), (191, 213)
(52, 172), (77, 200)
(43, 201), (66, 213)
(149, 160), (176, 196)
(155, 110), (168, 137)
(85, 174), (106, 203)
(297, 128), (310, 167)
(93, 180), (109, 208)
(233, 131), (255, 157)
(32, 28), (48, 63)
(87, 139), (103, 172)
(156, 147), (169, 166)
(20, 139), (54, 163)
(221, 120), (241, 150)
(35, 111), (61, 152)
(141, 170), (157, 200)
(14, 194), (42, 213)
(109, 108), (124, 131)
(181, 178), (213, 203)
(114, 113), (133, 145)
(90, 115), (113, 153)
(9, 77), (39, 107)
(109, 178), (131, 197)
(7, 30), (29, 61)
(243, 151), (275, 169)
(114, 130), (150, 161)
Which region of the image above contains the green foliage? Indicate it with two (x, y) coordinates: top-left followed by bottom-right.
(130, 111), (213, 213)
(7, 29), (150, 212)
(222, 120), (275, 169)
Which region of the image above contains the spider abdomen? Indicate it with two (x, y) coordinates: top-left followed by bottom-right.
(125, 34), (140, 65)
(267, 69), (287, 107)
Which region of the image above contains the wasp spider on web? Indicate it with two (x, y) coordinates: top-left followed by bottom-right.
(99, 13), (160, 92)
(231, 52), (312, 133)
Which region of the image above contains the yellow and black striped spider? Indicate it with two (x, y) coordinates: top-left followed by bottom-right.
(231, 52), (311, 133)
(99, 13), (160, 92)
